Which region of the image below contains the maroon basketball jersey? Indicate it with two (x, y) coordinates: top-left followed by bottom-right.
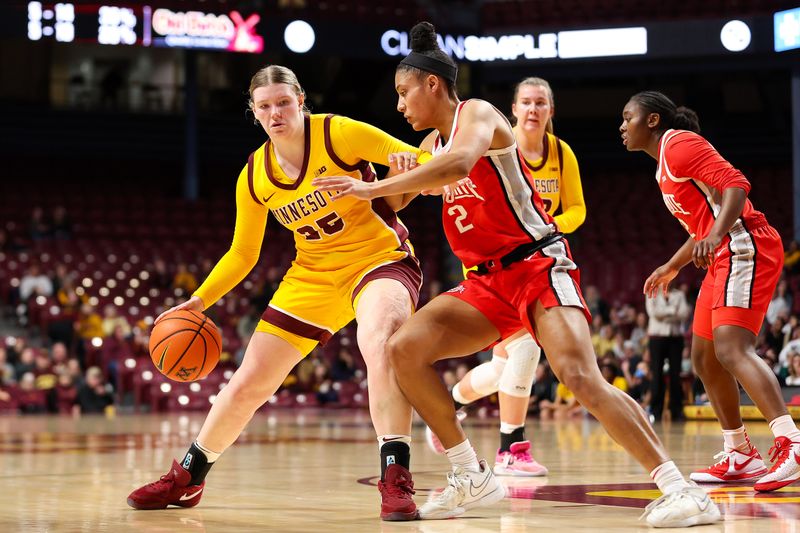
(433, 100), (556, 268)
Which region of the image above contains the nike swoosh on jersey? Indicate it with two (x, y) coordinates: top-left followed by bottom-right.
(179, 488), (203, 501)
(262, 193), (275, 203)
(468, 472), (493, 498)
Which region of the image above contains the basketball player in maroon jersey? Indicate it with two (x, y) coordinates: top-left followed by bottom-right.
(621, 91), (800, 492)
(314, 22), (720, 527)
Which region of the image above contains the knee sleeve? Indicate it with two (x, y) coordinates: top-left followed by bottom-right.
(464, 355), (507, 399)
(499, 333), (541, 398)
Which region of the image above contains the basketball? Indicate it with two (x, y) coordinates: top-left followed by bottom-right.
(148, 309), (222, 382)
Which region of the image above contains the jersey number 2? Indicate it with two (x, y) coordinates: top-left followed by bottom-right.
(447, 205), (473, 233)
(297, 212), (345, 241)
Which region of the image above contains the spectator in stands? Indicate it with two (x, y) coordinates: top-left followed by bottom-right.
(101, 304), (131, 338)
(0, 385), (15, 412)
(51, 263), (71, 295)
(76, 367), (113, 414)
(19, 264), (54, 301)
(51, 276), (83, 346)
(66, 358), (83, 387)
(780, 330), (800, 368)
(102, 325), (133, 387)
(50, 342), (69, 375)
(601, 361), (628, 392)
(785, 354), (800, 386)
(539, 381), (582, 420)
(592, 324), (616, 358)
(151, 258), (172, 289)
(33, 349), (56, 391)
(313, 363), (338, 405)
(625, 360), (652, 408)
(529, 362), (555, 416)
(172, 263), (198, 295)
(235, 304), (260, 365)
(17, 372), (48, 413)
(14, 347), (36, 378)
(75, 303), (104, 341)
(765, 317), (787, 355)
(28, 207), (51, 240)
(785, 241), (800, 274)
(629, 312), (649, 353)
(5, 336), (26, 367)
(646, 288), (690, 422)
(51, 206), (72, 239)
(51, 372), (78, 415)
(584, 285), (610, 323)
(0, 346), (14, 384)
(330, 348), (357, 382)
(766, 279), (792, 326)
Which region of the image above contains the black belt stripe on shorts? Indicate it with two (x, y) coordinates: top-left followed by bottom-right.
(475, 233), (564, 275)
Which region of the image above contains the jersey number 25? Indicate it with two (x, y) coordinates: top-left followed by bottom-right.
(297, 212), (345, 241)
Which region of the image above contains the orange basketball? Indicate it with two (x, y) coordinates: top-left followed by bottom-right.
(149, 309), (222, 382)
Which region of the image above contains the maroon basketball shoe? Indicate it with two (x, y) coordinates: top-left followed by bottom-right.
(378, 464), (418, 521)
(127, 459), (205, 510)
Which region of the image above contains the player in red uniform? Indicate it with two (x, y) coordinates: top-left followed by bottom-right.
(315, 22), (720, 527)
(621, 91), (800, 492)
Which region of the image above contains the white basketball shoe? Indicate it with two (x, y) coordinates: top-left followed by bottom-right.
(418, 459), (506, 520)
(640, 484), (721, 528)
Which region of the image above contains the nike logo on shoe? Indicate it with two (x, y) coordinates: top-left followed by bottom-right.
(733, 456), (754, 470)
(179, 488), (203, 501)
(468, 471), (493, 498)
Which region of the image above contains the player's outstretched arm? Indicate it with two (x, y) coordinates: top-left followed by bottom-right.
(313, 101), (499, 200)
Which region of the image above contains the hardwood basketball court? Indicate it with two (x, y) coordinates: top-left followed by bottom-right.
(0, 411), (796, 532)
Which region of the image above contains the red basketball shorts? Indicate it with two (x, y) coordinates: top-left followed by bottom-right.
(444, 238), (591, 342)
(693, 224), (783, 339)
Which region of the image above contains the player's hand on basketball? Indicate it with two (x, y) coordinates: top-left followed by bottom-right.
(643, 264), (679, 298)
(312, 176), (376, 200)
(155, 295), (205, 324)
(388, 152), (418, 172)
(692, 234), (721, 269)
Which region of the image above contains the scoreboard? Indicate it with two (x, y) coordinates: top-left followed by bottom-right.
(24, 1), (264, 53)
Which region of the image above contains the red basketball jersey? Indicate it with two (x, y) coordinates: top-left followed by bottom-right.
(656, 129), (767, 240)
(433, 100), (557, 268)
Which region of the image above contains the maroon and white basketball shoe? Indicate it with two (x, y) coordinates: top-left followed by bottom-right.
(378, 464), (418, 521)
(127, 459), (205, 510)
(689, 446), (768, 483)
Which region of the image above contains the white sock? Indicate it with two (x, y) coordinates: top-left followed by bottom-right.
(769, 414), (800, 442)
(650, 461), (690, 495)
(452, 383), (472, 406)
(500, 421), (524, 434)
(195, 440), (221, 463)
(445, 439), (481, 473)
(722, 426), (752, 453)
(377, 434), (412, 451)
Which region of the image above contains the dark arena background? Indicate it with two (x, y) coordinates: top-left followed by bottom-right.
(1, 1), (799, 531)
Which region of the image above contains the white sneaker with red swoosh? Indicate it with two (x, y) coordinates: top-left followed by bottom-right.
(754, 436), (800, 492)
(418, 460), (506, 519)
(690, 446), (768, 483)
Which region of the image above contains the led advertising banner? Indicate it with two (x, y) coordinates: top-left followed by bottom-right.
(23, 1), (263, 53)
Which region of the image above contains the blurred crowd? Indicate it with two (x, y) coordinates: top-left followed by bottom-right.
(3, 205), (800, 419)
